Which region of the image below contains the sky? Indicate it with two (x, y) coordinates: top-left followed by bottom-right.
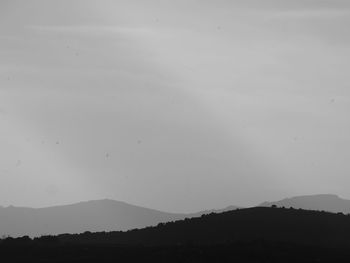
(0, 0), (349, 213)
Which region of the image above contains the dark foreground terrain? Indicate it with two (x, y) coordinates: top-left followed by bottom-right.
(2, 242), (350, 263)
(2, 207), (350, 262)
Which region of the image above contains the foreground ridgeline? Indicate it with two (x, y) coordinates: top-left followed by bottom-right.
(2, 207), (350, 262)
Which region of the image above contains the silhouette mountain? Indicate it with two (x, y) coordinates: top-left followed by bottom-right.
(3, 207), (350, 262)
(259, 194), (350, 213)
(40, 207), (350, 248)
(0, 199), (239, 237)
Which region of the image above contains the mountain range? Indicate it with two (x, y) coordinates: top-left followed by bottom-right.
(0, 199), (238, 237)
(259, 194), (350, 213)
(3, 205), (350, 262)
(2, 193), (350, 238)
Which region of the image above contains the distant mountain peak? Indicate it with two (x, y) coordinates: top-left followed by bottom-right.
(0, 199), (240, 237)
(260, 194), (350, 214)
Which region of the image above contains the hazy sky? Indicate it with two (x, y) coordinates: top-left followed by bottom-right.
(0, 0), (349, 212)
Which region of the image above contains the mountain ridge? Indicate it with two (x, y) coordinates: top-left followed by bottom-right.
(45, 206), (350, 248)
(259, 194), (350, 214)
(0, 199), (239, 238)
(2, 193), (350, 238)
(3, 206), (350, 263)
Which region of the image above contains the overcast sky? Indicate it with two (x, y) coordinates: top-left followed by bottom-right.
(0, 0), (349, 212)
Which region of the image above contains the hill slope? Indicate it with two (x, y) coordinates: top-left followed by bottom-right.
(0, 199), (238, 237)
(57, 207), (350, 248)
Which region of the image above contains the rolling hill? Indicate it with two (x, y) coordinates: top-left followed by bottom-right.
(2, 206), (350, 262)
(55, 206), (350, 248)
(0, 199), (238, 237)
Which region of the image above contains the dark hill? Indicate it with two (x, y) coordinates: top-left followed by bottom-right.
(56, 207), (350, 248)
(3, 207), (350, 262)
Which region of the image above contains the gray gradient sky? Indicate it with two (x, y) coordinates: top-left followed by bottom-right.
(0, 0), (349, 212)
